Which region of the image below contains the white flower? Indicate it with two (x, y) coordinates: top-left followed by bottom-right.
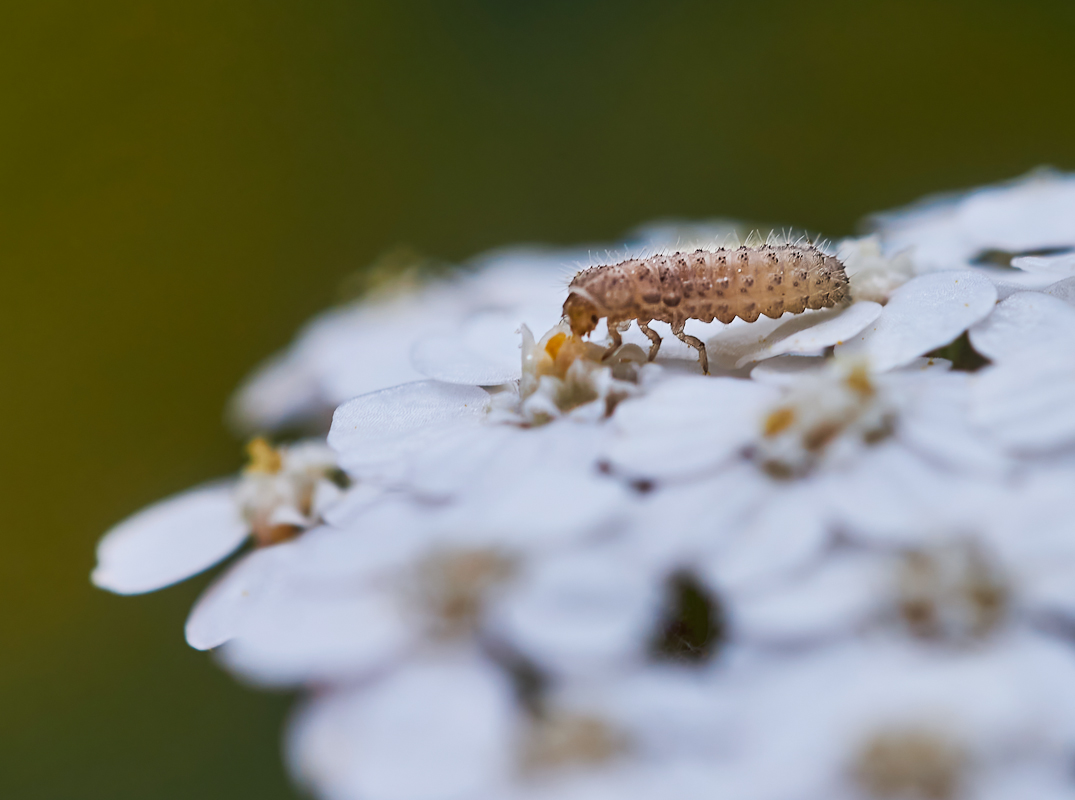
(723, 633), (1075, 800)
(92, 175), (1075, 800)
(92, 438), (341, 594)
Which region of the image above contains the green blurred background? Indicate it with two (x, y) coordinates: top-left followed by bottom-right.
(2, 1), (1073, 796)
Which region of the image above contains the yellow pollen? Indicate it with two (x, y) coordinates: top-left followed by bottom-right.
(544, 331), (568, 360)
(245, 436), (283, 474)
(845, 364), (875, 397)
(763, 406), (796, 436)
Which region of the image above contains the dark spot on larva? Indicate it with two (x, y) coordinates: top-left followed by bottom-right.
(664, 295), (682, 307)
(743, 276), (754, 287)
(642, 292), (660, 304)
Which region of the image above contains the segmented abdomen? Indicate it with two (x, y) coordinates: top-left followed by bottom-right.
(571, 244), (850, 327)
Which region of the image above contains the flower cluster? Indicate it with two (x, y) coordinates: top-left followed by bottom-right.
(94, 171), (1075, 800)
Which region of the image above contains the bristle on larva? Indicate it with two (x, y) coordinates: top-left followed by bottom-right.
(562, 244), (850, 374)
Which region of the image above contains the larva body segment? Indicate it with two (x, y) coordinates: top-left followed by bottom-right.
(563, 244), (850, 374)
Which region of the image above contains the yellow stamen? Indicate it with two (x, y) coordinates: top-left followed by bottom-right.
(245, 436), (283, 474)
(544, 331), (568, 360)
(845, 364), (875, 397)
(763, 406), (796, 436)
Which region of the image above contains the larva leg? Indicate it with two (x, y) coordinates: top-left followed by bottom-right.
(637, 320), (662, 361)
(601, 323), (623, 362)
(671, 322), (709, 375)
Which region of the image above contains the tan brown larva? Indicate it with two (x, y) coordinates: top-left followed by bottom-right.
(563, 244), (850, 374)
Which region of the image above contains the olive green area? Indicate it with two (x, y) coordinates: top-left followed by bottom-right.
(2, 1), (1073, 797)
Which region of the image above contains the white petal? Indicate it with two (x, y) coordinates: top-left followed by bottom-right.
(748, 355), (827, 385)
(554, 668), (739, 759)
(623, 464), (770, 567)
(891, 371), (1010, 476)
(286, 500), (431, 582)
(420, 423), (632, 550)
(1043, 275), (1075, 306)
(287, 656), (515, 800)
(700, 482), (832, 594)
(604, 376), (778, 480)
(706, 314), (796, 371)
(217, 585), (413, 686)
(975, 264), (1068, 300)
(92, 482), (247, 595)
(492, 545), (662, 677)
(1011, 251), (1075, 275)
(411, 335), (520, 386)
(732, 302), (882, 367)
(731, 552), (889, 644)
(228, 349), (326, 433)
(410, 311), (528, 386)
(969, 291), (1075, 362)
(834, 271), (997, 371)
(328, 381), (490, 475)
(184, 542), (297, 650)
(825, 444), (1002, 546)
(972, 356), (1075, 453)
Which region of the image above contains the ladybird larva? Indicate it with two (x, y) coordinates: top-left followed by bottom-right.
(563, 244), (850, 374)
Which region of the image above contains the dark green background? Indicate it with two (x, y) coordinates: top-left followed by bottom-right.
(3, 1), (1073, 797)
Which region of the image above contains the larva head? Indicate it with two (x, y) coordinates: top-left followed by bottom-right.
(563, 290), (604, 337)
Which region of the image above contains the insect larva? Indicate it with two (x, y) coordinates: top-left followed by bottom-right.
(563, 244), (850, 374)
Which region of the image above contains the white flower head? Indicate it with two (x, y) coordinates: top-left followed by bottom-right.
(93, 437), (342, 595)
(894, 538), (1011, 645)
(236, 437), (345, 546)
(752, 359), (895, 478)
(511, 322), (646, 425)
(91, 175), (1075, 800)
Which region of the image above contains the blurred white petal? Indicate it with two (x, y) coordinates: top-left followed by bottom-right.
(492, 545), (662, 677)
(604, 376), (778, 480)
(92, 482), (246, 595)
(184, 542), (298, 650)
(731, 552), (889, 644)
(972, 355), (1075, 453)
(328, 381), (490, 476)
(287, 656), (515, 800)
(218, 585), (413, 686)
(969, 291), (1075, 362)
